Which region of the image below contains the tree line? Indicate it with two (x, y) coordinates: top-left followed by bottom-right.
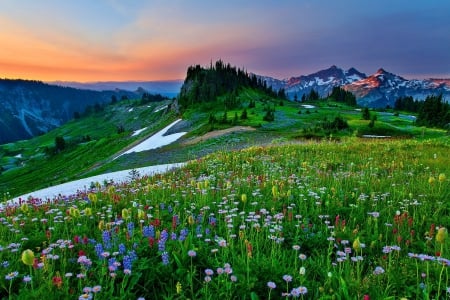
(178, 60), (286, 109)
(395, 94), (449, 128)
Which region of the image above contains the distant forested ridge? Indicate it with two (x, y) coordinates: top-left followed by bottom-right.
(0, 79), (140, 144)
(178, 60), (286, 109)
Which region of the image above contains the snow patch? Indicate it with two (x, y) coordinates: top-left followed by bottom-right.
(154, 105), (168, 113)
(301, 104), (316, 109)
(128, 108), (134, 112)
(115, 119), (186, 159)
(131, 127), (147, 137)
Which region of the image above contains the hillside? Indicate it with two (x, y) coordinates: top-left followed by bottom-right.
(0, 79), (141, 144)
(1, 61), (448, 199)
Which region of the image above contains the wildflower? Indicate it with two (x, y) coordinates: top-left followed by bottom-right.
(161, 252), (169, 265)
(428, 177), (435, 185)
(188, 250), (197, 257)
(176, 281), (182, 294)
(5, 271), (19, 280)
(292, 245), (301, 251)
(21, 249), (35, 266)
(78, 293), (93, 300)
(52, 274), (63, 288)
(298, 286), (308, 295)
(241, 194), (247, 203)
(299, 267), (306, 275)
(353, 237), (361, 252)
(439, 173), (446, 183)
(23, 275), (32, 283)
(267, 281), (276, 289)
(299, 253), (307, 260)
(122, 208), (131, 219)
(205, 269), (214, 276)
(230, 275), (237, 282)
(92, 285), (101, 293)
(373, 266), (385, 275)
(436, 227), (447, 244)
(83, 287), (92, 293)
(204, 275), (212, 283)
(282, 274), (292, 282)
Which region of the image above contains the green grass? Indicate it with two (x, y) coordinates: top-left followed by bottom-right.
(0, 139), (448, 299)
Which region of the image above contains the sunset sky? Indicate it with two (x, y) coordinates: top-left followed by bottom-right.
(1, 0), (449, 82)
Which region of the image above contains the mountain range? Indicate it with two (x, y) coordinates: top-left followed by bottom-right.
(258, 66), (450, 108)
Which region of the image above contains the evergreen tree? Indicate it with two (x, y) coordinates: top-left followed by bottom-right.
(362, 107), (371, 120)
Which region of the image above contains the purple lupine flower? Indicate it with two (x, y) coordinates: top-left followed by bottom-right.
(143, 225), (155, 238)
(118, 243), (126, 255)
(127, 222), (134, 237)
(179, 228), (188, 241)
(94, 243), (104, 258)
(123, 255), (132, 271)
(161, 251), (169, 265)
(102, 230), (112, 249)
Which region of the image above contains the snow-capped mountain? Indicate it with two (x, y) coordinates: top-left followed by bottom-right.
(344, 69), (450, 107)
(260, 66), (449, 107)
(257, 65), (367, 99)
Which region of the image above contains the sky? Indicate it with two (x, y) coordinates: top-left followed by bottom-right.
(0, 0), (449, 82)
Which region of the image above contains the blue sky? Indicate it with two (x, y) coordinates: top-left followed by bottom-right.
(0, 0), (448, 81)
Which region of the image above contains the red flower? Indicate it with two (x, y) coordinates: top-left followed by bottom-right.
(52, 275), (63, 288)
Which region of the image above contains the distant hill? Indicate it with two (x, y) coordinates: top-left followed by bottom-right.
(259, 66), (450, 108)
(0, 79), (140, 144)
(49, 80), (183, 98)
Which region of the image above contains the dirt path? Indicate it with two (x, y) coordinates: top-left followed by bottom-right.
(182, 126), (256, 145)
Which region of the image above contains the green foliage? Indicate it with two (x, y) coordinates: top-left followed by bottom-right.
(362, 107), (371, 120)
(416, 94), (450, 128)
(54, 136), (66, 152)
(329, 87), (357, 106)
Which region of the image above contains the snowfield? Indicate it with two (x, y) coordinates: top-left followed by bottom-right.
(115, 119), (187, 159)
(3, 119), (189, 208)
(4, 163), (185, 207)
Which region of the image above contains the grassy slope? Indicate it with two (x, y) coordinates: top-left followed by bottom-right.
(1, 89), (447, 199)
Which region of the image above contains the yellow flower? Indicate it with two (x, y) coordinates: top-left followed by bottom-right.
(70, 207), (80, 218)
(21, 249), (35, 266)
(84, 207), (92, 216)
(436, 227), (447, 244)
(98, 220), (105, 230)
(88, 193), (97, 203)
(137, 209), (146, 220)
(188, 215), (195, 225)
(176, 281), (182, 294)
(122, 208), (131, 219)
(428, 176), (435, 185)
(272, 186), (278, 198)
(353, 237), (361, 252)
(241, 194), (247, 203)
(20, 203), (29, 213)
(438, 173), (446, 183)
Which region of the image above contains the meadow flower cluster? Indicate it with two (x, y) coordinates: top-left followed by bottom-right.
(0, 140), (448, 299)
